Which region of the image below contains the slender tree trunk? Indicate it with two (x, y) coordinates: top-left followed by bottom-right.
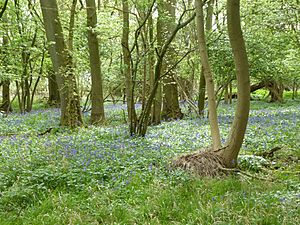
(224, 84), (229, 104)
(221, 0), (250, 168)
(198, 66), (206, 115)
(48, 68), (60, 106)
(24, 77), (31, 112)
(196, 0), (221, 150)
(0, 0), (9, 19)
(121, 0), (137, 134)
(68, 0), (77, 51)
(137, 11), (196, 136)
(40, 0), (83, 127)
(0, 28), (11, 112)
(197, 0), (214, 115)
(148, 14), (160, 124)
(229, 80), (232, 104)
(86, 0), (105, 124)
(1, 81), (11, 112)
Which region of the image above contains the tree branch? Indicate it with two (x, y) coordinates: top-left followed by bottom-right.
(0, 0), (9, 18)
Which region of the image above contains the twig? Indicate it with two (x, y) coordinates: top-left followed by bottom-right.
(219, 166), (274, 182)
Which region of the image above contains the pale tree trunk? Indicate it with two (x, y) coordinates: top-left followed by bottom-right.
(195, 0), (221, 150)
(221, 0), (250, 168)
(86, 0), (105, 124)
(159, 0), (183, 120)
(121, 0), (137, 135)
(198, 0), (214, 115)
(40, 0), (83, 127)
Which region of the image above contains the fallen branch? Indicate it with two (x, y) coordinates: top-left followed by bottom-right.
(38, 128), (53, 136)
(257, 146), (282, 158)
(218, 166), (274, 182)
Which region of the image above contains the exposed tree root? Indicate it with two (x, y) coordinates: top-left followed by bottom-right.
(172, 150), (274, 181)
(172, 150), (227, 177)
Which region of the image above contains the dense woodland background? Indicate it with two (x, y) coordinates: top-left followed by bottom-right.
(0, 0), (299, 224)
(0, 0), (299, 118)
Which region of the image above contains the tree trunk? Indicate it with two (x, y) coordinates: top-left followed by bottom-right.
(159, 0), (183, 121)
(48, 68), (60, 106)
(224, 84), (229, 104)
(221, 0), (250, 168)
(40, 0), (83, 127)
(1, 81), (12, 112)
(267, 81), (284, 103)
(68, 0), (77, 51)
(121, 0), (137, 135)
(137, 11), (196, 136)
(197, 0), (214, 115)
(86, 0), (105, 124)
(195, 0), (221, 150)
(0, 28), (11, 112)
(229, 80), (232, 104)
(198, 66), (206, 115)
(151, 12), (162, 125)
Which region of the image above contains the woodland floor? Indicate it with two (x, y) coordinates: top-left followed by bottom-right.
(0, 97), (299, 224)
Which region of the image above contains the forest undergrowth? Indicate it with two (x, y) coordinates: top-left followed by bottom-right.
(0, 99), (299, 224)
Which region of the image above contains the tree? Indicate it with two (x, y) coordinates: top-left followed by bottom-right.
(136, 10), (196, 136)
(220, 0), (250, 168)
(197, 0), (214, 115)
(159, 0), (183, 120)
(0, 0), (9, 19)
(195, 0), (221, 150)
(121, 0), (137, 135)
(0, 13), (11, 113)
(174, 0), (250, 173)
(86, 0), (105, 124)
(40, 0), (83, 127)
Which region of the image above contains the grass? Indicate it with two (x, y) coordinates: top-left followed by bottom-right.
(0, 99), (299, 224)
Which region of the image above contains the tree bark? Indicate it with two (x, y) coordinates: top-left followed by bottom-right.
(1, 81), (11, 112)
(40, 0), (83, 127)
(196, 0), (221, 150)
(221, 0), (250, 168)
(152, 11), (162, 125)
(86, 0), (105, 124)
(68, 0), (77, 51)
(0, 28), (11, 112)
(159, 0), (183, 120)
(198, 66), (206, 114)
(267, 81), (284, 103)
(198, 0), (214, 115)
(121, 0), (137, 135)
(0, 0), (9, 18)
(48, 68), (60, 106)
